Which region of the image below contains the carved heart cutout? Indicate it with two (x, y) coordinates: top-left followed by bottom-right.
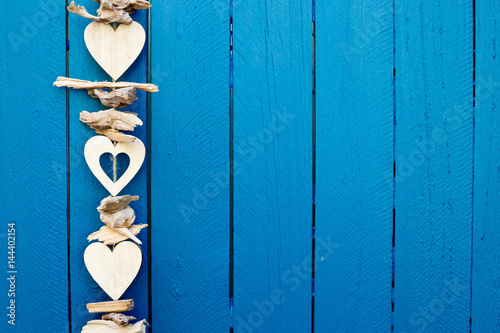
(84, 21), (146, 81)
(84, 241), (142, 301)
(85, 136), (145, 196)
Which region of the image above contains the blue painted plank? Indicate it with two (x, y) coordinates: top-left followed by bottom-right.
(315, 1), (394, 331)
(0, 2), (69, 332)
(150, 1), (231, 331)
(68, 5), (150, 331)
(471, 1), (500, 331)
(393, 1), (473, 332)
(232, 1), (313, 332)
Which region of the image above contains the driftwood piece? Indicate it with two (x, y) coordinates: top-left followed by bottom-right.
(82, 319), (147, 333)
(87, 300), (134, 314)
(68, 0), (151, 24)
(68, 1), (130, 24)
(54, 77), (159, 93)
(80, 109), (143, 131)
(95, 128), (137, 142)
(97, 202), (145, 245)
(88, 224), (148, 245)
(88, 87), (138, 108)
(114, 227), (141, 245)
(102, 313), (137, 326)
(79, 106), (143, 145)
(101, 206), (136, 228)
(98, 195), (139, 214)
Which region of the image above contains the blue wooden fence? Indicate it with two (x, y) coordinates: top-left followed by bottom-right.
(1, 0), (498, 332)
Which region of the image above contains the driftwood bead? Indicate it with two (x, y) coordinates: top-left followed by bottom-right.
(98, 195), (139, 214)
(80, 109), (143, 132)
(68, 0), (152, 24)
(102, 313), (136, 326)
(88, 87), (138, 108)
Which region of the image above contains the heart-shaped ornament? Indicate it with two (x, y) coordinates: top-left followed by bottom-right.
(84, 21), (146, 81)
(85, 136), (145, 196)
(84, 241), (142, 301)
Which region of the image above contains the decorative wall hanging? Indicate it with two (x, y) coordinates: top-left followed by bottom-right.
(54, 1), (157, 332)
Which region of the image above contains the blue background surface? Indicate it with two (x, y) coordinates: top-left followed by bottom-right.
(0, 0), (498, 332)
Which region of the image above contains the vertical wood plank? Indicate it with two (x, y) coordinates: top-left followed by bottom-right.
(0, 3), (68, 332)
(68, 7), (150, 331)
(314, 1), (394, 331)
(471, 1), (500, 331)
(393, 1), (473, 332)
(232, 1), (313, 332)
(150, 1), (231, 331)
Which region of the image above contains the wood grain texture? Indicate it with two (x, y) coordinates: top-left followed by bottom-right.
(471, 1), (500, 331)
(393, 1), (473, 332)
(84, 241), (143, 301)
(232, 0), (312, 331)
(84, 21), (146, 81)
(101, 313), (137, 326)
(84, 136), (146, 196)
(87, 300), (135, 313)
(0, 2), (68, 332)
(70, 6), (149, 331)
(54, 77), (158, 92)
(82, 319), (147, 333)
(80, 109), (143, 132)
(314, 1), (394, 331)
(150, 1), (231, 331)
(68, 0), (151, 25)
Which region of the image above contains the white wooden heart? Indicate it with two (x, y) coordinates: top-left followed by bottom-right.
(84, 135), (145, 196)
(84, 22), (146, 81)
(84, 241), (142, 301)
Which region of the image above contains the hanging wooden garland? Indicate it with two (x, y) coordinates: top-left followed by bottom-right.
(54, 1), (157, 332)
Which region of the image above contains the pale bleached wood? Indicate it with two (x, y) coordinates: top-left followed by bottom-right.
(84, 241), (142, 301)
(97, 195), (139, 214)
(95, 129), (137, 143)
(81, 319), (147, 333)
(84, 21), (146, 81)
(80, 109), (142, 142)
(80, 109), (143, 132)
(59, 77), (89, 83)
(87, 300), (134, 314)
(68, 2), (130, 25)
(53, 77), (158, 92)
(101, 206), (136, 228)
(68, 0), (151, 24)
(98, 195), (139, 214)
(89, 87), (138, 108)
(113, 227), (142, 245)
(88, 225), (148, 245)
(99, 205), (143, 244)
(102, 313), (137, 326)
(84, 136), (146, 196)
